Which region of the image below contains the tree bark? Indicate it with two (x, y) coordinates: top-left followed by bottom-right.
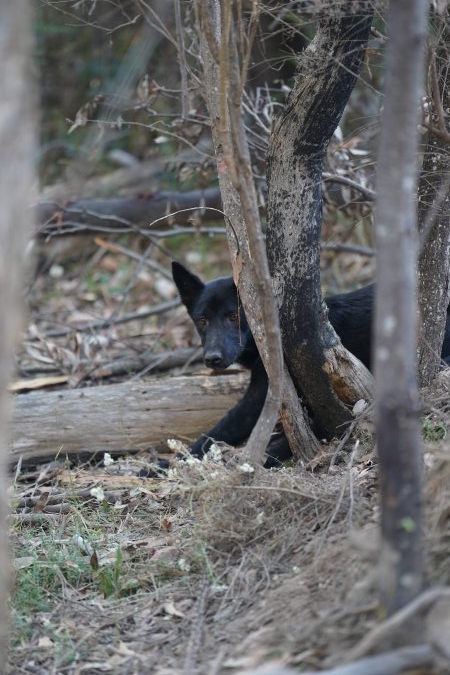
(10, 373), (247, 464)
(374, 0), (427, 623)
(417, 12), (450, 386)
(195, 0), (317, 464)
(0, 0), (36, 657)
(266, 2), (374, 440)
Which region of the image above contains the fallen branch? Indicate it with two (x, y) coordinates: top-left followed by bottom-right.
(80, 347), (203, 381)
(237, 644), (434, 675)
(10, 372), (248, 464)
(36, 187), (223, 237)
(17, 347), (203, 383)
(29, 298), (180, 340)
(347, 587), (450, 662)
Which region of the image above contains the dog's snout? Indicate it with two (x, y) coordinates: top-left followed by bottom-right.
(204, 350), (225, 369)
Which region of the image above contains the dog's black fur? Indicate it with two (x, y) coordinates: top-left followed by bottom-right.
(173, 261), (450, 467)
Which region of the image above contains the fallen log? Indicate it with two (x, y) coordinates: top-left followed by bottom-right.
(36, 187), (223, 236)
(10, 372), (248, 464)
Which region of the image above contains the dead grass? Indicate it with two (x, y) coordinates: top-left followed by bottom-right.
(9, 235), (450, 674)
(9, 447), (373, 674)
(9, 392), (450, 675)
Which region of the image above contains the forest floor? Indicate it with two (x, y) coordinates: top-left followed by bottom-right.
(8, 234), (450, 674)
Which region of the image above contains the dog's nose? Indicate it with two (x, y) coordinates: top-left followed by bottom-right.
(204, 351), (225, 369)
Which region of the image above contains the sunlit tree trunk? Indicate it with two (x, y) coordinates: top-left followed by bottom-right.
(0, 0), (36, 657)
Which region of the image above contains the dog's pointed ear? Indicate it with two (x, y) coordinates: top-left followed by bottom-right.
(172, 262), (204, 310)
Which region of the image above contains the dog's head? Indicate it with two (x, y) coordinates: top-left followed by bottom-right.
(172, 262), (254, 369)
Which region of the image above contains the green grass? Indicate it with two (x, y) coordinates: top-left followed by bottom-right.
(422, 414), (448, 443)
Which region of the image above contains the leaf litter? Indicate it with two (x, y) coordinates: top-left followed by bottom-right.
(9, 238), (450, 673)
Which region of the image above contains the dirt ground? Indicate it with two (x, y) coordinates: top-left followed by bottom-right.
(8, 238), (450, 674)
(9, 400), (450, 674)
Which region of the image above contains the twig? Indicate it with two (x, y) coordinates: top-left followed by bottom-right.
(323, 173), (376, 201)
(174, 0), (190, 120)
(19, 347), (203, 381)
(10, 513), (67, 524)
(94, 237), (173, 279)
(322, 242), (374, 257)
(347, 587), (450, 662)
(30, 299), (180, 340)
(183, 577), (209, 675)
(236, 644), (434, 674)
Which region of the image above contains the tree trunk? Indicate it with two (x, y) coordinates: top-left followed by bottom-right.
(194, 0), (317, 464)
(417, 10), (450, 386)
(266, 2), (374, 440)
(0, 0), (36, 657)
(374, 0), (427, 624)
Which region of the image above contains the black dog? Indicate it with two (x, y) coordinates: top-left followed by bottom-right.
(173, 261), (450, 466)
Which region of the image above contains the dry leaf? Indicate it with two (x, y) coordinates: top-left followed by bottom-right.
(9, 375), (69, 392)
(90, 550), (99, 571)
(161, 517), (172, 532)
(163, 599), (185, 618)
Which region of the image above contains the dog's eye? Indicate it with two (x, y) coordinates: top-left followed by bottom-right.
(229, 313), (239, 323)
(196, 317), (208, 327)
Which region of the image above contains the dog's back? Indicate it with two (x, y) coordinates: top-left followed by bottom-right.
(327, 284), (374, 369)
(172, 262), (450, 464)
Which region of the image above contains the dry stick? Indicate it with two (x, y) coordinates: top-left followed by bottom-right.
(32, 299), (180, 340)
(323, 173), (376, 201)
(322, 242), (374, 257)
(105, 240), (156, 327)
(20, 348), (203, 381)
(237, 644), (434, 675)
(10, 513), (65, 525)
(94, 236), (173, 279)
(174, 0), (190, 121)
(183, 577), (209, 675)
(347, 586), (450, 662)
(224, 10), (285, 464)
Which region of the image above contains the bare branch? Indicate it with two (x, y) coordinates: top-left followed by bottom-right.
(236, 644), (434, 675)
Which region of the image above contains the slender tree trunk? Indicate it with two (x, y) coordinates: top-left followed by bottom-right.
(417, 11), (450, 386)
(195, 0), (283, 464)
(266, 2), (374, 440)
(374, 0), (427, 624)
(0, 0), (36, 658)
